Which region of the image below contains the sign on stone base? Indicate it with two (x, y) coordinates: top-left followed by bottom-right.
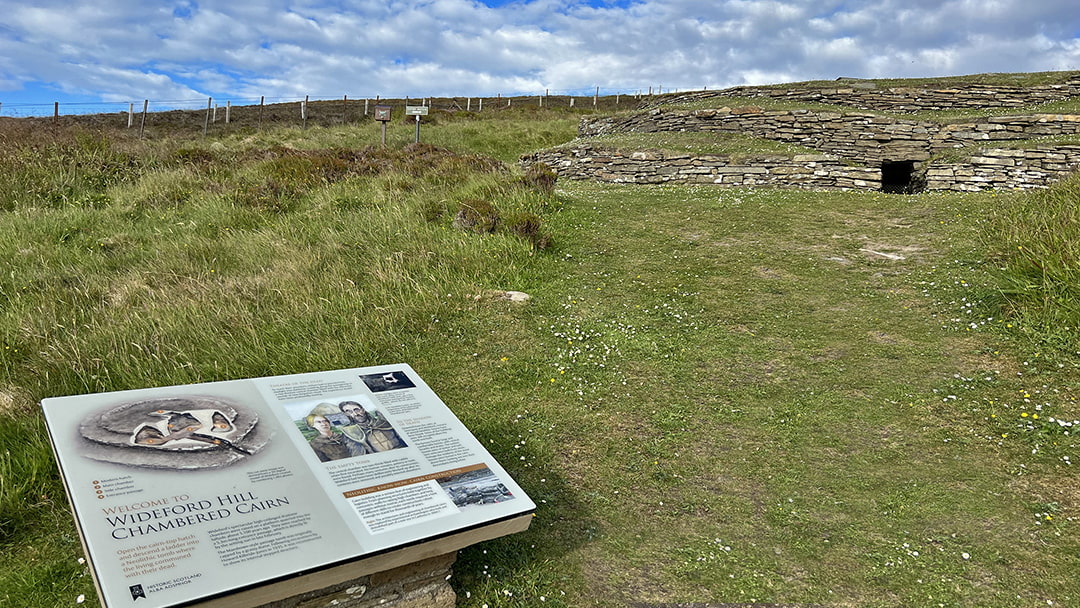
(42, 364), (535, 608)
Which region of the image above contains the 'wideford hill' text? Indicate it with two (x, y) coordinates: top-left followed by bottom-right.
(104, 492), (290, 539)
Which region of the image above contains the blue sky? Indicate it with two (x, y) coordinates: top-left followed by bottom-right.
(1, 0), (1079, 116)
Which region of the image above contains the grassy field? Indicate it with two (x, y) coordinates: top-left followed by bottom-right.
(1, 103), (1078, 608)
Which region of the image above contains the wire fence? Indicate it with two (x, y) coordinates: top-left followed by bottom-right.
(0, 86), (697, 120)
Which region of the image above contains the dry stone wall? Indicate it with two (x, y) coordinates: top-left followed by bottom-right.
(553, 107), (1080, 191)
(523, 146), (880, 190)
(652, 77), (1080, 113)
(529, 75), (1080, 192)
(926, 146), (1080, 191)
(580, 108), (1080, 164)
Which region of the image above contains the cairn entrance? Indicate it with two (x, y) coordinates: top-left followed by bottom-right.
(881, 160), (921, 193)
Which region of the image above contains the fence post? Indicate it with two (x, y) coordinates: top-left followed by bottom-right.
(139, 100), (148, 138)
(302, 95), (308, 129)
(203, 97), (211, 136)
(212, 103), (218, 123)
(342, 95), (348, 124)
(594, 87), (598, 107)
(259, 96), (265, 128)
(226, 101), (231, 124)
(128, 103), (134, 128)
(54, 102), (59, 123)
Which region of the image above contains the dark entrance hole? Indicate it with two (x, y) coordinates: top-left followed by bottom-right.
(881, 160), (922, 194)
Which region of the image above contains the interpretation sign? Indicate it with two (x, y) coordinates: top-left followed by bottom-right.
(42, 364), (535, 608)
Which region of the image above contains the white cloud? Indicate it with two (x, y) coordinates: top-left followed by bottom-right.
(0, 0), (1077, 109)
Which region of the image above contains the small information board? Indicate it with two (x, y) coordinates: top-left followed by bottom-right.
(373, 105), (392, 122)
(404, 105), (429, 116)
(42, 364), (534, 608)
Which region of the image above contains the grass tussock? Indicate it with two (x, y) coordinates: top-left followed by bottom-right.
(984, 173), (1080, 351)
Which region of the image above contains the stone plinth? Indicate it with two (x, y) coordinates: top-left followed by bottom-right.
(264, 553), (456, 608)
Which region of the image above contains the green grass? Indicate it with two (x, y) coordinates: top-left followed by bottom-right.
(981, 173), (1080, 353)
(1, 108), (1079, 608)
(445, 183), (1079, 607)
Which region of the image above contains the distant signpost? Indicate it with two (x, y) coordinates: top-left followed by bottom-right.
(373, 105), (392, 146)
(405, 105), (428, 143)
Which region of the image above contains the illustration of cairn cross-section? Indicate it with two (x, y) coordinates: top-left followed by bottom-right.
(78, 396), (270, 469)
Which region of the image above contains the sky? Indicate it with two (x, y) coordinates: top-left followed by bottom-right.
(1, 0), (1079, 116)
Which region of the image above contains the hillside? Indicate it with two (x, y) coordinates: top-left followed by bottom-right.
(1, 72), (1078, 608)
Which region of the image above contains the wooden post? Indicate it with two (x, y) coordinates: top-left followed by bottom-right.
(594, 86), (599, 107)
(364, 98), (369, 116)
(478, 98), (483, 112)
(466, 98), (471, 112)
(139, 100), (148, 138)
(302, 95), (308, 129)
(54, 101), (59, 123)
(259, 95), (265, 128)
(203, 97), (211, 136)
(226, 101), (231, 124)
(128, 103), (134, 128)
(342, 95), (348, 124)
(212, 103), (218, 123)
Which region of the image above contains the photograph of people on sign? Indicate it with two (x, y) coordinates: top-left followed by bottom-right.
(286, 397), (406, 462)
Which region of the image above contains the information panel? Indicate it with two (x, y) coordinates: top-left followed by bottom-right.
(42, 364), (534, 608)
